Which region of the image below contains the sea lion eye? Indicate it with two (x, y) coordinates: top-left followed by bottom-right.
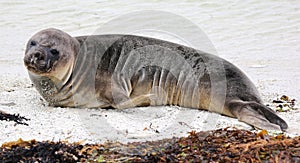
(30, 41), (36, 46)
(50, 49), (59, 56)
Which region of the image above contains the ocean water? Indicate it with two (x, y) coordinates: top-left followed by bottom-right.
(0, 0), (299, 99)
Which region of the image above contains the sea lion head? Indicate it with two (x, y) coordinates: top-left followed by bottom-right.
(24, 28), (79, 81)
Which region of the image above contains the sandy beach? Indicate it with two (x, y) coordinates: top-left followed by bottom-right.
(0, 0), (299, 145)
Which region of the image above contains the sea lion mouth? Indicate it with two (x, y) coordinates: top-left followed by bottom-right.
(24, 60), (51, 74)
(24, 52), (55, 74)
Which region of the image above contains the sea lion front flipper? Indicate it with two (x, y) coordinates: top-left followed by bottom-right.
(113, 94), (154, 109)
(227, 100), (288, 131)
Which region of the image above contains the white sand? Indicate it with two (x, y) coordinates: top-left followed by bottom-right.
(0, 67), (299, 145)
(0, 0), (299, 145)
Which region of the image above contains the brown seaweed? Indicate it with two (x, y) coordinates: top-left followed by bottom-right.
(1, 128), (299, 162)
(0, 112), (30, 126)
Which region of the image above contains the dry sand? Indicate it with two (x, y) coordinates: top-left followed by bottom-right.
(0, 63), (299, 145)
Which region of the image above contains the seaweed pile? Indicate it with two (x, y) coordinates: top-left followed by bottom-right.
(1, 128), (299, 162)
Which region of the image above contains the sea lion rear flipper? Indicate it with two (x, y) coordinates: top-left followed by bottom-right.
(227, 100), (288, 131)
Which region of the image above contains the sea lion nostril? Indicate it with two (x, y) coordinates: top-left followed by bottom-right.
(33, 52), (44, 60)
(34, 52), (40, 58)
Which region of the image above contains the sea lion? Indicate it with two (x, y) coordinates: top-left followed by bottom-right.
(24, 28), (288, 131)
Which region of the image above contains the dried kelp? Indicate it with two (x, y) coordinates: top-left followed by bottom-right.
(1, 128), (299, 162)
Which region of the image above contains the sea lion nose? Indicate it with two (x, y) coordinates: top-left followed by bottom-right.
(30, 52), (45, 63)
(34, 52), (45, 60)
